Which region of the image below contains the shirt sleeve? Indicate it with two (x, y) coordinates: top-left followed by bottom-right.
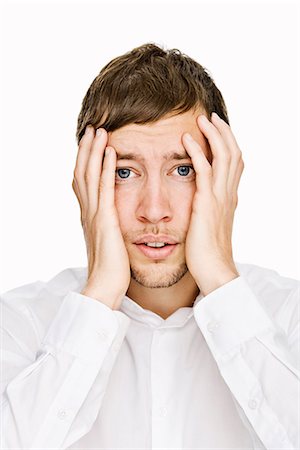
(193, 275), (300, 450)
(1, 290), (131, 449)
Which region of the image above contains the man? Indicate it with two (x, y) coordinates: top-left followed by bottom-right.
(1, 43), (299, 449)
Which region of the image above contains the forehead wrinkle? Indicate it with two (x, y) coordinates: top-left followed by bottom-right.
(116, 150), (191, 162)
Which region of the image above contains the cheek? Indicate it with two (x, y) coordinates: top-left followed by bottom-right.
(171, 180), (196, 202)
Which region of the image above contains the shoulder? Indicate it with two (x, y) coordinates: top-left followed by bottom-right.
(1, 266), (88, 308)
(235, 261), (299, 334)
(0, 267), (88, 355)
(235, 261), (299, 294)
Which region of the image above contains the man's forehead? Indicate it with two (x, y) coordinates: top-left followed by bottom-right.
(109, 122), (186, 143)
(110, 110), (201, 138)
(116, 150), (191, 162)
(109, 134), (191, 161)
(107, 108), (208, 161)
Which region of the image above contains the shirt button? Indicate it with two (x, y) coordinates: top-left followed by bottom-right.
(159, 406), (167, 417)
(57, 409), (68, 420)
(96, 329), (109, 339)
(207, 320), (220, 333)
(248, 399), (258, 409)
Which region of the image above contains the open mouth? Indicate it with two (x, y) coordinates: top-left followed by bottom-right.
(135, 243), (178, 259)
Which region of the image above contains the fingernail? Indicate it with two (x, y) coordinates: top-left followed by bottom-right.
(105, 147), (111, 156)
(85, 125), (93, 135)
(211, 112), (218, 119)
(200, 115), (208, 122)
(96, 128), (102, 136)
(185, 133), (194, 141)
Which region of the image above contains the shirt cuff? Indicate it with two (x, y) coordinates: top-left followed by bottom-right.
(193, 276), (274, 360)
(41, 291), (131, 363)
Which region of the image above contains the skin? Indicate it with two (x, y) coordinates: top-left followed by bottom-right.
(106, 108), (243, 319)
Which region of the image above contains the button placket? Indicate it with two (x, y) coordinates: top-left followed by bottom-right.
(57, 409), (68, 420)
(158, 406), (167, 417)
(248, 399), (258, 410)
(151, 330), (168, 422)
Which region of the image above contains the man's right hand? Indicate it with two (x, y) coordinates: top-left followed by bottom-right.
(72, 126), (131, 310)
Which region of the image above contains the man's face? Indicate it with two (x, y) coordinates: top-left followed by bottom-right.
(107, 109), (211, 288)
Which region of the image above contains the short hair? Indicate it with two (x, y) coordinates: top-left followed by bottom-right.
(76, 42), (229, 144)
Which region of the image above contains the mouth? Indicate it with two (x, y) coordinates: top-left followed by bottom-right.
(134, 243), (178, 260)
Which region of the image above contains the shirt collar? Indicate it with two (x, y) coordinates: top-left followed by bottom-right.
(77, 266), (204, 328)
(119, 291), (204, 329)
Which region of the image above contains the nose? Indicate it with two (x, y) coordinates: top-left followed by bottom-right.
(136, 178), (173, 224)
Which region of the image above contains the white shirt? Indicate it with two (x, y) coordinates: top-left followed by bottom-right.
(1, 261), (299, 449)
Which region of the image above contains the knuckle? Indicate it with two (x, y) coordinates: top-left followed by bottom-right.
(73, 168), (82, 180)
(236, 149), (243, 160)
(233, 195), (239, 207)
(232, 153), (242, 165)
(81, 213), (87, 225)
(230, 192), (238, 205)
(84, 171), (92, 183)
(99, 177), (110, 192)
(99, 178), (105, 190)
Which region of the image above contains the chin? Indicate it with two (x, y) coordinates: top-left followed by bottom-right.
(130, 261), (188, 288)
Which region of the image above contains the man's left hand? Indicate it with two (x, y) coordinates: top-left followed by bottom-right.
(183, 112), (244, 296)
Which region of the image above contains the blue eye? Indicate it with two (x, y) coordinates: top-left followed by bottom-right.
(116, 168), (132, 179)
(115, 165), (195, 182)
(176, 165), (194, 176)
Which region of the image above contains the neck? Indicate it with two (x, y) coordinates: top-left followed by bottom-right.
(126, 271), (200, 320)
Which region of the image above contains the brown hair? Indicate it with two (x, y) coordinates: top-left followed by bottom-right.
(76, 43), (229, 145)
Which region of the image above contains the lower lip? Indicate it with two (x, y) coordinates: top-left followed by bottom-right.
(135, 243), (178, 259)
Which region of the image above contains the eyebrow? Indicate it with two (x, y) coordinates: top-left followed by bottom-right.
(117, 151), (190, 161)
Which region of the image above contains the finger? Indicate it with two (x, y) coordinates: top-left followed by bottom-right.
(72, 177), (85, 227)
(73, 125), (95, 209)
(210, 112), (243, 190)
(182, 133), (212, 194)
(98, 146), (117, 214)
(232, 158), (245, 195)
(210, 113), (240, 156)
(196, 115), (230, 195)
(85, 128), (107, 217)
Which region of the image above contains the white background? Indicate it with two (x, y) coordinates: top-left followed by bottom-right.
(0, 0), (299, 293)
